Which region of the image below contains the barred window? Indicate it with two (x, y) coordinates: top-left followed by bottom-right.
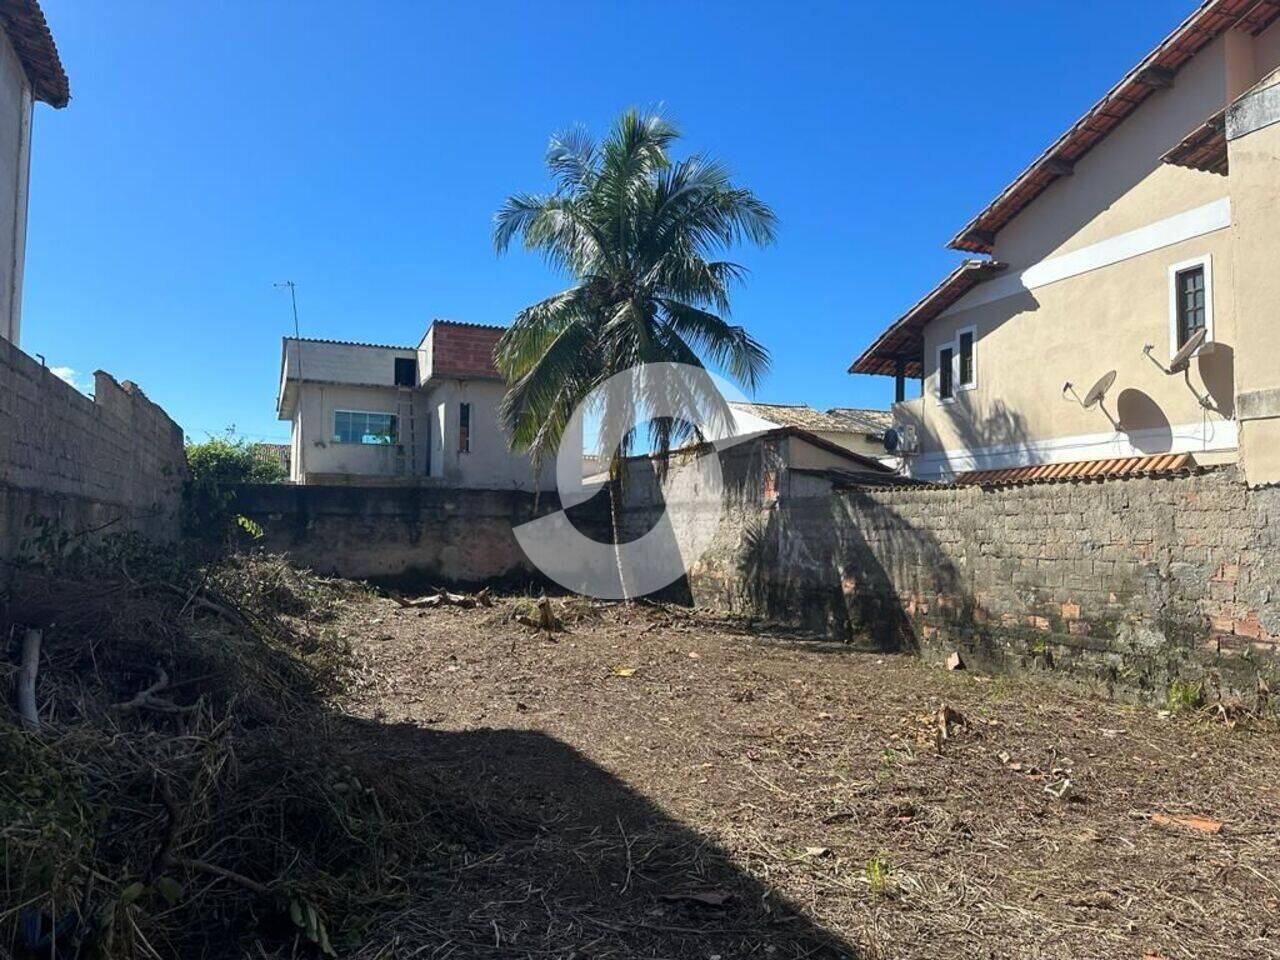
(1175, 265), (1206, 348)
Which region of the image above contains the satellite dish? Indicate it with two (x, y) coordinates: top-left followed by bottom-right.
(1082, 370), (1117, 409)
(1168, 328), (1207, 373)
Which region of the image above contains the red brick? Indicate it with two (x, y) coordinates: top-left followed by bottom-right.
(1068, 621), (1091, 637)
(1061, 601), (1081, 621)
(1234, 617), (1266, 640)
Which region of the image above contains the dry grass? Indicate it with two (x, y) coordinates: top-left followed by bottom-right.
(5, 562), (1279, 959)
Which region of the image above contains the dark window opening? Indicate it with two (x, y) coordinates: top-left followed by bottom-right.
(394, 357), (417, 386)
(1176, 265), (1207, 348)
(938, 347), (954, 401)
(458, 402), (471, 453)
(958, 330), (975, 387)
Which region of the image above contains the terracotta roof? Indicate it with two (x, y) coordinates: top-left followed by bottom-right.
(0, 0), (68, 107)
(1162, 108), (1229, 174)
(825, 407), (894, 435)
(850, 260), (1007, 378)
(955, 453), (1197, 487)
(950, 0), (1280, 254)
(730, 401), (891, 436)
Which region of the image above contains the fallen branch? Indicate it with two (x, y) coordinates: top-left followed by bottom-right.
(113, 668), (196, 715)
(17, 628), (41, 730)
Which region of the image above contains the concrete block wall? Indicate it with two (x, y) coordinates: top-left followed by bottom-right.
(0, 339), (188, 573)
(686, 466), (1280, 700)
(233, 483), (582, 585)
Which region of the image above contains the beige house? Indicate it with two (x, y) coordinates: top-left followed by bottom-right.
(276, 320), (565, 490)
(727, 402), (892, 462)
(0, 1), (69, 346)
(852, 0), (1280, 487)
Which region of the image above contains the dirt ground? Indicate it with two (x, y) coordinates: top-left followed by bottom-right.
(333, 592), (1280, 960)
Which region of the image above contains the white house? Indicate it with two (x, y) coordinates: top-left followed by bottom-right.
(0, 0), (69, 345)
(276, 319), (568, 490)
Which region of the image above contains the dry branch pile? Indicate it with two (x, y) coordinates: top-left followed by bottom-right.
(1, 552), (501, 959)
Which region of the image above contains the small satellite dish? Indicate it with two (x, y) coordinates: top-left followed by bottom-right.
(1082, 370), (1117, 409)
(1168, 328), (1207, 373)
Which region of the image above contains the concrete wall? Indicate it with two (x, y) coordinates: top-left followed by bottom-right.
(680, 466), (1280, 701)
(0, 30), (31, 346)
(0, 340), (188, 576)
(233, 483), (578, 584)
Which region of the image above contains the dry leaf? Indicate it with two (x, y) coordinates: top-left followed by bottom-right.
(611, 667), (637, 677)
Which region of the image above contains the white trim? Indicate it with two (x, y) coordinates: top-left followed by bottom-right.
(908, 418), (1237, 481)
(937, 198), (1233, 319)
(1167, 254), (1214, 360)
(955, 325), (978, 392)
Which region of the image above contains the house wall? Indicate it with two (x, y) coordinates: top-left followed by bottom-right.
(902, 27), (1280, 480)
(1226, 66), (1280, 486)
(424, 378), (564, 491)
(290, 381), (426, 480)
(0, 30), (31, 346)
(0, 340), (188, 581)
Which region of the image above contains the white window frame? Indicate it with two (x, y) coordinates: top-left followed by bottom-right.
(936, 343), (956, 405)
(1167, 254), (1214, 360)
(955, 324), (978, 393)
(333, 408), (399, 445)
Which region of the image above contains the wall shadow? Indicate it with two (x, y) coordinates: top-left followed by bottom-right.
(1116, 388), (1173, 453)
(1198, 342), (1235, 418)
(324, 716), (858, 958)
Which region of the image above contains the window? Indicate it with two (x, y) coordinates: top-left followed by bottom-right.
(333, 410), (397, 445)
(1168, 255), (1214, 357)
(458, 402), (471, 453)
(394, 357), (417, 386)
(957, 327), (976, 390)
(937, 346), (954, 402)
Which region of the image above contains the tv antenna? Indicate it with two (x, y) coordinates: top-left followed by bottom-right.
(1142, 330), (1221, 412)
(1063, 370), (1119, 428)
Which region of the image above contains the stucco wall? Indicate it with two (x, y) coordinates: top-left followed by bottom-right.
(1226, 66), (1280, 486)
(0, 29), (31, 346)
(0, 340), (188, 579)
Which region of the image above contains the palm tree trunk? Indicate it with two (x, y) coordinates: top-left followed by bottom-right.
(608, 467), (631, 603)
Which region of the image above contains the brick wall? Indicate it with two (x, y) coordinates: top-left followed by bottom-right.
(427, 322), (502, 380)
(680, 465), (1280, 701)
(0, 339), (188, 575)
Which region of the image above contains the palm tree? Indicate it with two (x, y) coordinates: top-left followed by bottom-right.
(493, 110), (776, 597)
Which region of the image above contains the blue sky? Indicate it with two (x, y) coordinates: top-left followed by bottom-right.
(23, 1), (1189, 443)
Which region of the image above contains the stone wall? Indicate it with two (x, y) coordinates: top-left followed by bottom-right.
(0, 340), (188, 577)
(233, 483), (590, 586)
(685, 465), (1280, 700)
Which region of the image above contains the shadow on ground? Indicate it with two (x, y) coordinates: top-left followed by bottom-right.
(328, 715), (857, 958)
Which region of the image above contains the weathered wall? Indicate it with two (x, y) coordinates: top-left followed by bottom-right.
(0, 340), (188, 575)
(685, 466), (1280, 701)
(233, 483), (583, 585)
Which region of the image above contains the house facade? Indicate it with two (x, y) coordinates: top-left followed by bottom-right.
(852, 0), (1280, 487)
(276, 320), (564, 490)
(0, 0), (69, 346)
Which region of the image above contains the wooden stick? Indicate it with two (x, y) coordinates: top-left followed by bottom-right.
(17, 628), (41, 730)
